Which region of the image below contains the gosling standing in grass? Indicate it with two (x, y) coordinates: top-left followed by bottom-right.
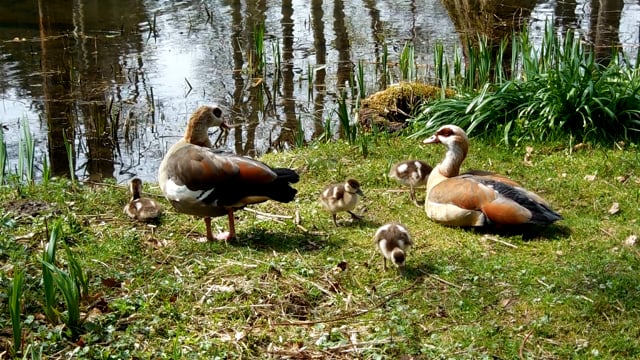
(319, 178), (364, 226)
(389, 160), (433, 206)
(124, 178), (162, 222)
(373, 223), (413, 270)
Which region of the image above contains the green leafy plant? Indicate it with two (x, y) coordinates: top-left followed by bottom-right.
(399, 41), (416, 81)
(42, 221), (62, 323)
(357, 60), (366, 99)
(62, 130), (75, 184)
(335, 90), (356, 144)
(9, 268), (25, 357)
(413, 22), (640, 144)
(251, 22), (266, 76)
(18, 117), (36, 185)
(64, 241), (89, 299)
(40, 261), (82, 340)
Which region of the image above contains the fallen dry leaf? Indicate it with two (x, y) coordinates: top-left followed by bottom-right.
(615, 175), (629, 183)
(584, 174), (597, 182)
(623, 235), (638, 247)
(573, 143), (589, 151)
(608, 202), (620, 215)
(523, 146), (534, 166)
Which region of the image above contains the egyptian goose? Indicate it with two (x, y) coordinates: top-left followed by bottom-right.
(124, 178), (162, 222)
(388, 160), (433, 206)
(319, 178), (364, 226)
(373, 222), (413, 270)
(423, 124), (562, 227)
(158, 105), (300, 241)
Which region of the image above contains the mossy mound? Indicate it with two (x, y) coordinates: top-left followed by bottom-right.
(358, 82), (455, 132)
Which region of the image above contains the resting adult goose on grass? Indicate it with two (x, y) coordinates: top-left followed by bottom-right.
(124, 178), (162, 222)
(422, 124), (562, 227)
(158, 105), (300, 241)
(319, 178), (364, 226)
(388, 160), (433, 206)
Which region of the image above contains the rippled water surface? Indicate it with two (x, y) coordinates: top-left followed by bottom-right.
(1, 0), (639, 182)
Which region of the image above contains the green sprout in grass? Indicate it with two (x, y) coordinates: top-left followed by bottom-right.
(42, 220), (61, 324)
(9, 268), (25, 357)
(40, 261), (82, 340)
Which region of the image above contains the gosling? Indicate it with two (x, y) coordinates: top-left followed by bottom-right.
(388, 160), (432, 206)
(319, 178), (364, 226)
(373, 222), (413, 270)
(124, 178), (162, 222)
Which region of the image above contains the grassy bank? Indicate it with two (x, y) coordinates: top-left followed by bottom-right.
(1, 134), (639, 359)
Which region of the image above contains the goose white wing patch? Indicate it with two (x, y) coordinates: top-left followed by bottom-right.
(164, 178), (214, 202)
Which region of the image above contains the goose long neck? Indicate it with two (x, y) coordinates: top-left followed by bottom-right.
(438, 141), (467, 177)
(184, 117), (212, 147)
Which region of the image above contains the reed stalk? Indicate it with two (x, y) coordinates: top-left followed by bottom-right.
(399, 41), (416, 81)
(381, 43), (389, 88)
(63, 130), (75, 184)
(9, 268), (25, 357)
(294, 115), (305, 148)
(336, 91), (356, 144)
(357, 60), (366, 98)
(252, 23), (266, 76)
(0, 126), (6, 184)
(64, 242), (88, 299)
(42, 221), (61, 323)
(18, 117), (35, 185)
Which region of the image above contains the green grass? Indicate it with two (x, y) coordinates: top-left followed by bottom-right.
(1, 135), (639, 358)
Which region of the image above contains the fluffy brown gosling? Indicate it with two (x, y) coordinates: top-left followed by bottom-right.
(319, 178), (364, 226)
(373, 222), (413, 271)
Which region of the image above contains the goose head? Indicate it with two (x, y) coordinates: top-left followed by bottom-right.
(184, 105), (230, 147)
(423, 125), (469, 178)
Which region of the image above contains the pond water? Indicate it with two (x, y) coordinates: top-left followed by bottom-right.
(1, 0), (639, 183)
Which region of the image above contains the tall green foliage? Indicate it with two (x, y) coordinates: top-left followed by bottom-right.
(413, 22), (640, 144)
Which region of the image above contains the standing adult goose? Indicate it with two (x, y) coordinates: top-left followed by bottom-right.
(124, 178), (162, 222)
(319, 178), (364, 226)
(423, 124), (562, 227)
(388, 160), (433, 206)
(158, 105), (299, 241)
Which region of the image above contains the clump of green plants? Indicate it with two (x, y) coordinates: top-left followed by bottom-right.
(413, 22), (640, 145)
(39, 220), (88, 340)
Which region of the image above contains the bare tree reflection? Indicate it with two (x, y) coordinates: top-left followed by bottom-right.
(272, 0), (297, 149)
(441, 0), (535, 80)
(362, 0), (385, 89)
(38, 0), (75, 178)
(230, 0), (266, 157)
(311, 0), (327, 138)
(333, 0), (353, 90)
(590, 0), (624, 65)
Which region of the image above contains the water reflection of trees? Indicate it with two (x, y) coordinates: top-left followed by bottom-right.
(2, 0), (635, 182)
(442, 0), (626, 75)
(36, 0), (146, 181)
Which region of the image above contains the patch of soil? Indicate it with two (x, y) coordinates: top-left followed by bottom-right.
(2, 199), (57, 217)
